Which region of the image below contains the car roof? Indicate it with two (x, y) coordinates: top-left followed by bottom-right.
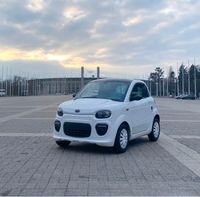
(92, 78), (143, 83)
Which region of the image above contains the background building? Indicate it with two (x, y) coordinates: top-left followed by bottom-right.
(28, 77), (96, 96)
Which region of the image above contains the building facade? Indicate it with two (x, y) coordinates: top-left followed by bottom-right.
(28, 77), (96, 96)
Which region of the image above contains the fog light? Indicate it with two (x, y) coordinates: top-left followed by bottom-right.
(54, 120), (61, 132)
(96, 123), (108, 136)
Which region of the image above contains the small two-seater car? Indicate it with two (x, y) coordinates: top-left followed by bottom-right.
(53, 79), (160, 153)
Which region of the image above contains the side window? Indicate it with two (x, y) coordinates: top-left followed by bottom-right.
(130, 83), (149, 101)
(141, 84), (149, 98)
(130, 83), (143, 101)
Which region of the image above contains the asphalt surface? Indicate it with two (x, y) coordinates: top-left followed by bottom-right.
(0, 96), (200, 196)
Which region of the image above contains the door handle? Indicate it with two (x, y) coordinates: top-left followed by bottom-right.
(151, 106), (153, 111)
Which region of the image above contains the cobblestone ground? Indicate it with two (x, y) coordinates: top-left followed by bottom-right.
(0, 96), (200, 196)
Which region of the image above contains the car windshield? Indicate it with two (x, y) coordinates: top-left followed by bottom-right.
(76, 80), (131, 102)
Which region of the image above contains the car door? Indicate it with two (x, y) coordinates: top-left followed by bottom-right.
(139, 83), (152, 130)
(127, 83), (151, 134)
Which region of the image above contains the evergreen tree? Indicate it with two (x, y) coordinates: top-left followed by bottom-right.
(168, 66), (175, 96)
(178, 64), (188, 95)
(149, 67), (164, 96)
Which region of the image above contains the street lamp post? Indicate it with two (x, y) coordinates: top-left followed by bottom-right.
(166, 77), (169, 97)
(1, 65), (4, 90)
(156, 81), (158, 97)
(162, 78), (165, 96)
(194, 65), (200, 98)
(148, 78), (152, 95)
(188, 60), (190, 95)
(182, 65), (184, 95)
(194, 65), (197, 98)
(193, 57), (197, 98)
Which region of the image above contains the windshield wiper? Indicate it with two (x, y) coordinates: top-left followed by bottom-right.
(110, 98), (122, 102)
(79, 96), (98, 99)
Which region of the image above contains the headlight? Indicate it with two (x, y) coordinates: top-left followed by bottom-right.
(57, 107), (63, 116)
(95, 110), (111, 119)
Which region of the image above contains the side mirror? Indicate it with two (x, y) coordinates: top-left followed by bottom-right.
(72, 93), (76, 98)
(130, 95), (142, 101)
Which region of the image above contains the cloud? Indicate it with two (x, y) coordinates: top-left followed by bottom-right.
(0, 60), (84, 78)
(123, 16), (143, 27)
(0, 0), (200, 78)
(63, 6), (88, 22)
(27, 0), (45, 12)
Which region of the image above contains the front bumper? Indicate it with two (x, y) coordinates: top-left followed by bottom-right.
(53, 114), (116, 147)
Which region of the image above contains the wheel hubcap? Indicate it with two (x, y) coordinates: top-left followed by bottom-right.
(120, 129), (128, 149)
(153, 121), (160, 138)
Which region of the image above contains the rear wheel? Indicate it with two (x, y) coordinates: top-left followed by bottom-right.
(148, 118), (160, 141)
(114, 124), (129, 153)
(56, 140), (71, 148)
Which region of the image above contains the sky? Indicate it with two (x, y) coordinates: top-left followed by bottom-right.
(0, 0), (200, 79)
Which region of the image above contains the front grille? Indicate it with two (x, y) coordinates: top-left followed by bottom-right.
(63, 122), (91, 137)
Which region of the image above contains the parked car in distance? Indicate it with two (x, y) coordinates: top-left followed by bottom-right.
(0, 89), (6, 97)
(175, 94), (196, 100)
(175, 95), (182, 99)
(53, 79), (160, 153)
(181, 94), (196, 100)
(175, 94), (186, 99)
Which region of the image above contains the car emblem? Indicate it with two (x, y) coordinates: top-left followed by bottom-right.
(75, 109), (80, 113)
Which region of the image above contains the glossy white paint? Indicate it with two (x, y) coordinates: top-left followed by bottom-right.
(53, 79), (159, 147)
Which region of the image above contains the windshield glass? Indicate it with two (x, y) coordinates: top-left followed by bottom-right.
(76, 80), (131, 102)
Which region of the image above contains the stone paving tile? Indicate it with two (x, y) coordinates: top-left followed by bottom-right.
(0, 119), (53, 133)
(22, 111), (55, 118)
(0, 95), (68, 107)
(161, 121), (200, 136)
(176, 138), (200, 154)
(88, 188), (110, 196)
(19, 188), (44, 196)
(0, 137), (199, 196)
(0, 96), (200, 196)
(0, 112), (22, 118)
(155, 98), (200, 113)
(161, 113), (200, 120)
(42, 188), (66, 196)
(65, 188), (88, 196)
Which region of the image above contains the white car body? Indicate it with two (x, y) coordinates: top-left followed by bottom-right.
(53, 79), (160, 149)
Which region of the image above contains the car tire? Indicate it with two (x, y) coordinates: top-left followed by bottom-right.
(114, 124), (129, 153)
(148, 118), (160, 142)
(56, 140), (71, 148)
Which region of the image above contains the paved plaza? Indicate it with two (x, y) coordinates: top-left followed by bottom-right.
(0, 96), (200, 196)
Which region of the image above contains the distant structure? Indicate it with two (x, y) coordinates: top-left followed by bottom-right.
(28, 66), (101, 96)
(81, 66), (84, 88)
(97, 67), (100, 79)
(28, 77), (96, 96)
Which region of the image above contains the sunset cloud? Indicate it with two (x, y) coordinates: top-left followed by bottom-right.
(0, 0), (200, 78)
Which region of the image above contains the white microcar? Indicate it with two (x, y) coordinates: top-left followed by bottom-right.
(53, 79), (160, 153)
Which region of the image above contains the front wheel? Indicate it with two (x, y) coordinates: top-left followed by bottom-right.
(56, 140), (71, 148)
(114, 125), (129, 153)
(148, 118), (160, 141)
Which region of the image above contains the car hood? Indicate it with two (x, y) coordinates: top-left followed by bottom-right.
(59, 98), (122, 115)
